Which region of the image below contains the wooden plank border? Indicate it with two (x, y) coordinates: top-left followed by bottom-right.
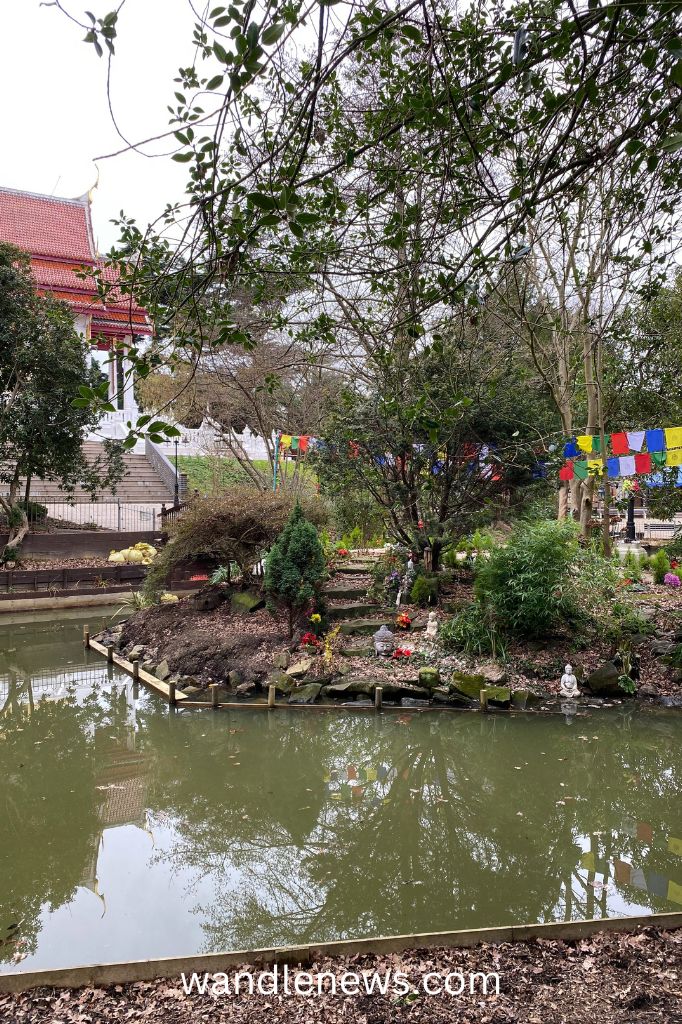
(1, 912), (681, 992)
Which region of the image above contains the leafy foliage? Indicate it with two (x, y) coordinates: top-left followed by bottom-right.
(265, 504), (327, 637)
(474, 521), (580, 639)
(650, 550), (672, 585)
(410, 574), (439, 607)
(439, 603), (507, 660)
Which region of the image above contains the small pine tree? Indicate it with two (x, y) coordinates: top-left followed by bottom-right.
(650, 549), (671, 584)
(265, 504), (327, 637)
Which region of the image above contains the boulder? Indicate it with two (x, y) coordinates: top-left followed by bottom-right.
(322, 679), (375, 698)
(267, 671), (294, 696)
(450, 671), (486, 701)
(418, 666), (440, 690)
(401, 697), (431, 707)
(288, 683), (322, 705)
(650, 639), (676, 658)
(379, 682), (430, 701)
(511, 689), (530, 710)
(231, 590), (266, 614)
(235, 681), (256, 696)
(127, 644), (145, 662)
(191, 588), (230, 612)
(228, 669), (243, 687)
(141, 660), (157, 674)
(272, 652), (290, 670)
(478, 662), (508, 685)
(586, 662), (627, 697)
(155, 659), (171, 681)
(484, 686), (511, 708)
(287, 657), (314, 678)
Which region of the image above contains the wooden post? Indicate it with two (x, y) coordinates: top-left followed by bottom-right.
(168, 680), (176, 706)
(83, 625), (90, 649)
(106, 644), (114, 664)
(480, 689), (489, 712)
(423, 547), (433, 573)
(268, 684), (276, 708)
(210, 683), (220, 708)
(132, 659), (140, 682)
(374, 686), (383, 710)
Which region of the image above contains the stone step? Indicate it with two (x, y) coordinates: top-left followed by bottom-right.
(335, 565), (373, 576)
(328, 602), (381, 621)
(324, 583), (369, 600)
(338, 617), (391, 635)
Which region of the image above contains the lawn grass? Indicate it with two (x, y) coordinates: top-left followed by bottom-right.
(178, 455), (313, 494)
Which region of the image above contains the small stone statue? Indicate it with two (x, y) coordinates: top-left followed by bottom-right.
(559, 663), (579, 698)
(426, 611), (439, 640)
(373, 624), (395, 657)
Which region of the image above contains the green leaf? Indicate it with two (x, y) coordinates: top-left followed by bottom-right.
(247, 191), (277, 210)
(78, 385), (93, 398)
(671, 60), (682, 87)
(149, 433), (165, 444)
(661, 132), (682, 153)
(214, 16), (231, 27)
(172, 152), (194, 162)
(261, 22), (285, 45)
(214, 41), (229, 62)
(147, 421), (168, 432)
(401, 24), (423, 43)
(205, 75), (224, 90)
(71, 398), (90, 409)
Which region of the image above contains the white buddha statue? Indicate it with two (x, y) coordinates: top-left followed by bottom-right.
(559, 664), (579, 698)
(426, 611), (439, 640)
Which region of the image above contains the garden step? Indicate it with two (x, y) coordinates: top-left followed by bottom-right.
(339, 645), (374, 657)
(323, 583), (369, 599)
(338, 617), (391, 635)
(328, 602), (381, 621)
(336, 565), (374, 575)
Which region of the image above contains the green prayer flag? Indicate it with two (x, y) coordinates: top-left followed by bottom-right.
(573, 461), (589, 480)
(592, 434), (610, 453)
(290, 436), (299, 451)
(652, 451), (666, 467)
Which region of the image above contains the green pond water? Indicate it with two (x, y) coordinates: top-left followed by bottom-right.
(1, 610), (681, 974)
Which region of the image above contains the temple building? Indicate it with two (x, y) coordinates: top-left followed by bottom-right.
(0, 185), (151, 438)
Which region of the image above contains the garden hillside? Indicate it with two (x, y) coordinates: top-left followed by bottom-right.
(98, 497), (682, 712)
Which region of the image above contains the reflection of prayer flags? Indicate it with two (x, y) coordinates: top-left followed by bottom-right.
(645, 429), (665, 452)
(610, 432), (629, 455)
(635, 453), (652, 474)
(665, 427), (682, 449)
(668, 879), (682, 905)
(614, 859), (632, 885)
(627, 431), (646, 452)
(351, 786), (365, 799)
(652, 451), (666, 468)
(365, 767), (377, 782)
(577, 435), (593, 453)
(377, 764), (388, 782)
(623, 819), (637, 838)
(630, 867), (647, 889)
(607, 458), (620, 478)
(280, 434), (292, 449)
(564, 439), (579, 457)
(646, 871), (668, 898)
(573, 461), (589, 480)
(619, 456), (636, 477)
(666, 449), (682, 467)
(668, 836), (682, 857)
(587, 459), (605, 476)
(580, 851), (595, 871)
(347, 765), (357, 781)
(592, 435), (610, 453)
(559, 462), (574, 481)
(637, 821), (653, 844)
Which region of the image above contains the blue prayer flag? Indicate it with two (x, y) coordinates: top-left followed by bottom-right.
(645, 428), (665, 453)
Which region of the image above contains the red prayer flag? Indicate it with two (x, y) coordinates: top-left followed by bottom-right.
(610, 432), (629, 455)
(559, 462), (574, 481)
(635, 452), (652, 475)
(298, 435), (309, 453)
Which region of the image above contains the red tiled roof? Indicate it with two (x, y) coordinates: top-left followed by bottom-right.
(0, 187), (95, 261)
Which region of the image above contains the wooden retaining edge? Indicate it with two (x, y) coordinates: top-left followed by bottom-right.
(1, 912), (681, 992)
(87, 637), (189, 704)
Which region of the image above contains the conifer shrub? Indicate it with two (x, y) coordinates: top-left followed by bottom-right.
(410, 573), (439, 606)
(265, 504), (327, 637)
(650, 549), (671, 584)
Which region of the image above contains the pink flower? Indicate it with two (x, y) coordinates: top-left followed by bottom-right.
(663, 573), (681, 588)
(417, 520), (424, 529)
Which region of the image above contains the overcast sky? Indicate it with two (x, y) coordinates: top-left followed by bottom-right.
(0, 1), (196, 250)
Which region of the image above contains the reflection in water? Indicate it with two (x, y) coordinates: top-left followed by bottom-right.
(0, 611), (681, 972)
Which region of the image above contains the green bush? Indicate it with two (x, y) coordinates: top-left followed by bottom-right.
(265, 504), (327, 637)
(474, 520), (579, 639)
(608, 601), (656, 638)
(439, 603), (506, 659)
(622, 549), (641, 582)
(650, 549), (671, 584)
(410, 573), (439, 606)
(664, 530), (682, 560)
(638, 552), (650, 571)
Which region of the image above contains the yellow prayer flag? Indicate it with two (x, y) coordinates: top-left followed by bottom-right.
(587, 460), (605, 476)
(665, 448), (682, 467)
(280, 434), (292, 449)
(577, 435), (593, 453)
(580, 851), (595, 871)
(365, 767), (377, 781)
(667, 878), (682, 905)
(664, 427), (682, 450)
(669, 836), (682, 857)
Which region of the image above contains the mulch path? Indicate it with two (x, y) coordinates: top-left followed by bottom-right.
(2, 925), (679, 1022)
(18, 558), (112, 571)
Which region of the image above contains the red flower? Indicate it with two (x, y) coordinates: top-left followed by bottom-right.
(417, 520), (424, 529)
(300, 632), (320, 648)
(336, 548), (350, 557)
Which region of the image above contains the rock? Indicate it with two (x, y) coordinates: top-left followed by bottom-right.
(183, 686), (204, 697)
(141, 660), (157, 674)
(155, 659), (171, 681)
(287, 657), (314, 678)
(177, 675), (199, 690)
(586, 662), (627, 697)
(511, 689), (530, 709)
(478, 662), (508, 685)
(127, 644), (145, 662)
(484, 685), (511, 708)
(235, 681), (256, 696)
(322, 679), (375, 698)
(450, 671), (486, 701)
(638, 605), (657, 621)
(637, 683), (658, 698)
(230, 590), (266, 614)
(288, 683), (321, 705)
(658, 695), (682, 708)
(431, 686), (452, 703)
(272, 652), (290, 670)
(418, 666), (440, 689)
(267, 671), (294, 696)
(400, 697), (431, 707)
(650, 639), (676, 658)
(191, 588), (230, 612)
(228, 669), (243, 687)
(379, 682), (430, 701)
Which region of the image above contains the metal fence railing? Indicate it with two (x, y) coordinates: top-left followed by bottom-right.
(0, 500), (161, 533)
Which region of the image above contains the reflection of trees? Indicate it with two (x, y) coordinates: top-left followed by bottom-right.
(144, 707), (682, 953)
(0, 683), (138, 963)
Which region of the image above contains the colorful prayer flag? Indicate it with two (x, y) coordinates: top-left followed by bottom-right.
(627, 431), (646, 452)
(290, 436), (299, 451)
(668, 879), (682, 905)
(652, 451), (666, 467)
(592, 435), (610, 453)
(665, 427), (682, 450)
(563, 439), (579, 457)
(607, 457), (620, 478)
(298, 435), (309, 452)
(587, 459), (605, 476)
(669, 836), (682, 857)
(619, 455), (636, 476)
(573, 461), (588, 480)
(635, 452), (652, 474)
(280, 434), (292, 449)
(577, 435), (593, 453)
(645, 428), (665, 452)
(559, 462), (574, 481)
(610, 432), (629, 455)
(667, 449), (682, 467)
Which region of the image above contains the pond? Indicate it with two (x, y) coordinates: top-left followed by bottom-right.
(0, 610), (681, 974)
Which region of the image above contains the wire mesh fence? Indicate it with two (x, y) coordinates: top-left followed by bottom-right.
(0, 500), (161, 533)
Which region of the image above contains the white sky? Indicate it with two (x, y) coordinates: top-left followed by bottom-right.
(0, 0), (196, 250)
